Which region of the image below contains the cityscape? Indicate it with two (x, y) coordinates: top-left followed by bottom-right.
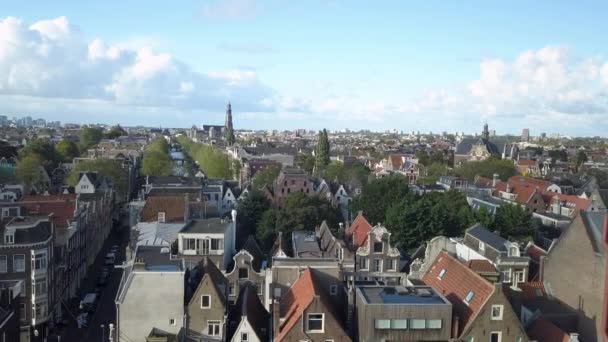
(1, 2), (608, 342)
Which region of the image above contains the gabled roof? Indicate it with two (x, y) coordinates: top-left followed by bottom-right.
(579, 211), (607, 255)
(466, 259), (498, 275)
(346, 212), (372, 249)
(526, 317), (571, 342)
(507, 176), (555, 191)
(227, 283), (269, 342)
(20, 194), (77, 229)
(525, 242), (548, 264)
(466, 224), (510, 252)
(541, 191), (591, 212)
(186, 257), (226, 305)
(421, 251), (495, 336)
(141, 195), (186, 223)
(240, 235), (264, 272)
(275, 268), (343, 341)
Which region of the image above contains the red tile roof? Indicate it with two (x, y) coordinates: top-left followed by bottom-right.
(541, 191), (591, 212)
(525, 243), (548, 264)
(389, 154), (407, 169)
(527, 317), (571, 342)
(474, 176), (493, 187)
(141, 195), (186, 223)
(346, 213), (372, 249)
(275, 268), (343, 341)
(507, 176), (554, 191)
(518, 282), (547, 299)
(19, 194), (77, 229)
(466, 259), (498, 274)
(517, 159), (538, 166)
(422, 251), (495, 336)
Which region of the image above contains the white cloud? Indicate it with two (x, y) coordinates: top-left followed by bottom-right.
(0, 16), (272, 113)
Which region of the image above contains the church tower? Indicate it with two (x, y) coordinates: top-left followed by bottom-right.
(482, 122), (490, 142)
(224, 102), (235, 145)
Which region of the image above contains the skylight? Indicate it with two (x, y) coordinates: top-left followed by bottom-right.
(464, 290), (474, 304)
(438, 269), (446, 279)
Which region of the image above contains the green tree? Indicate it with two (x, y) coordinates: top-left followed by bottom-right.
(19, 138), (61, 172)
(474, 206), (494, 227)
(176, 136), (235, 179)
(351, 174), (409, 225)
(418, 162), (448, 184)
(142, 150), (173, 176)
(80, 126), (104, 149)
(55, 139), (80, 162)
(415, 150), (431, 166)
(548, 149), (568, 162)
(296, 153), (315, 174)
(314, 129), (330, 173)
(454, 158), (517, 181)
(16, 155), (47, 191)
(492, 204), (536, 242)
(104, 125), (128, 139)
(237, 190), (271, 239)
(252, 166), (280, 189)
(326, 161), (346, 182)
(576, 150), (588, 167)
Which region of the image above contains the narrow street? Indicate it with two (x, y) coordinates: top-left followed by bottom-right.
(57, 218), (130, 342)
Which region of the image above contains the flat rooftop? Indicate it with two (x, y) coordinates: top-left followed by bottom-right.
(180, 218), (231, 234)
(358, 286), (450, 305)
(135, 245), (183, 271)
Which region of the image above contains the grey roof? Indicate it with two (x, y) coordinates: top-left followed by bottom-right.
(466, 224), (509, 252)
(292, 230), (322, 258)
(0, 218), (52, 245)
(357, 286), (450, 305)
(455, 137), (514, 157)
(580, 211), (606, 254)
(135, 245), (183, 271)
(241, 235), (264, 272)
(180, 218), (232, 234)
(227, 283), (269, 342)
(147, 176), (201, 187)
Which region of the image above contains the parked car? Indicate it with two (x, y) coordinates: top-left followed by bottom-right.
(79, 293), (97, 313)
(104, 253), (116, 266)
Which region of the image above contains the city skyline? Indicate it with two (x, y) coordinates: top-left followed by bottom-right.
(2, 1), (608, 135)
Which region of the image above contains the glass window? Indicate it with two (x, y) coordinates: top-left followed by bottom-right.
(392, 319), (407, 329)
(34, 302), (46, 319)
(241, 332), (248, 341)
(306, 313), (324, 332)
(19, 303), (25, 321)
(34, 278), (47, 296)
(386, 258), (395, 271)
(479, 241), (485, 252)
(201, 295), (211, 308)
(491, 305), (503, 320)
(373, 242), (383, 253)
(464, 290), (474, 304)
(375, 319), (390, 329)
(211, 239), (223, 251)
(373, 259), (382, 272)
(359, 257), (368, 270)
(427, 319), (442, 329)
(0, 256), (6, 273)
(490, 332), (501, 342)
(207, 321), (221, 336)
(13, 255), (25, 272)
(410, 319), (426, 329)
(438, 268), (446, 279)
(185, 239), (196, 250)
(329, 285), (337, 295)
(238, 268), (248, 279)
(502, 269), (511, 283)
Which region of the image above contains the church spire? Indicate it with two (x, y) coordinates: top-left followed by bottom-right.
(224, 102), (235, 146)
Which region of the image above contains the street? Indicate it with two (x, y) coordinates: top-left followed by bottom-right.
(57, 221), (130, 342)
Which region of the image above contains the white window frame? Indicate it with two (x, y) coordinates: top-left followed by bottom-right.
(201, 295), (211, 309)
(374, 319), (391, 329)
(438, 268), (446, 279)
(13, 254), (25, 272)
(373, 258), (382, 272)
(207, 320), (221, 337)
(306, 313), (324, 333)
(387, 258), (396, 271)
(479, 241), (485, 253)
(515, 270), (525, 283)
(241, 332), (248, 341)
(508, 246), (519, 257)
(360, 257), (368, 270)
(4, 233), (13, 245)
(491, 305), (504, 320)
(329, 285), (338, 296)
(489, 331), (502, 342)
(169, 318), (176, 326)
(502, 269), (512, 283)
(464, 290), (474, 305)
(158, 212), (166, 223)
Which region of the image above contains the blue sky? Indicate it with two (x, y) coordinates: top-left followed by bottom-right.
(1, 0), (608, 135)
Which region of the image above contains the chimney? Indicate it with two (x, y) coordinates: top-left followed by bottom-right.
(492, 173), (499, 187)
(451, 315), (460, 339)
(552, 195), (561, 215)
(506, 182), (512, 193)
(231, 209), (237, 254)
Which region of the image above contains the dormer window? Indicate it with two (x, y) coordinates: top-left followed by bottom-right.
(238, 268), (248, 279)
(508, 246), (519, 257)
(479, 241), (485, 253)
(158, 212), (166, 223)
(4, 231), (14, 244)
(373, 242), (383, 253)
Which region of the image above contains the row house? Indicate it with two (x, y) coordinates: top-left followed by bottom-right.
(240, 159), (282, 185)
(422, 251), (529, 342)
(224, 236), (266, 307)
(226, 283), (270, 342)
(0, 216), (54, 342)
(262, 167), (315, 209)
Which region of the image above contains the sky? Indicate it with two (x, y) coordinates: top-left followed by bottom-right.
(1, 0), (608, 136)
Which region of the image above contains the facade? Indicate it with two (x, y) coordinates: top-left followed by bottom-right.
(354, 224), (404, 284)
(422, 251), (529, 342)
(266, 167), (314, 208)
(0, 216), (54, 342)
(225, 236), (266, 306)
(176, 215), (236, 270)
(355, 285), (452, 342)
(240, 159), (281, 185)
(454, 124), (519, 165)
(272, 268), (351, 342)
(226, 283), (269, 342)
(542, 212), (606, 342)
(185, 257), (227, 340)
(116, 245), (185, 342)
(463, 225), (530, 286)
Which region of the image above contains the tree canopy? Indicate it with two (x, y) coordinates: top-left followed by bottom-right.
(237, 190), (271, 240)
(351, 174), (409, 225)
(177, 136), (235, 179)
(19, 138), (61, 172)
(79, 126), (104, 150)
(454, 158), (518, 181)
(491, 204), (537, 243)
(252, 166), (280, 189)
(16, 155), (47, 191)
(55, 139), (80, 162)
(314, 129), (330, 173)
(256, 192), (342, 251)
(296, 153), (315, 174)
(141, 138), (173, 176)
(104, 125), (128, 139)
